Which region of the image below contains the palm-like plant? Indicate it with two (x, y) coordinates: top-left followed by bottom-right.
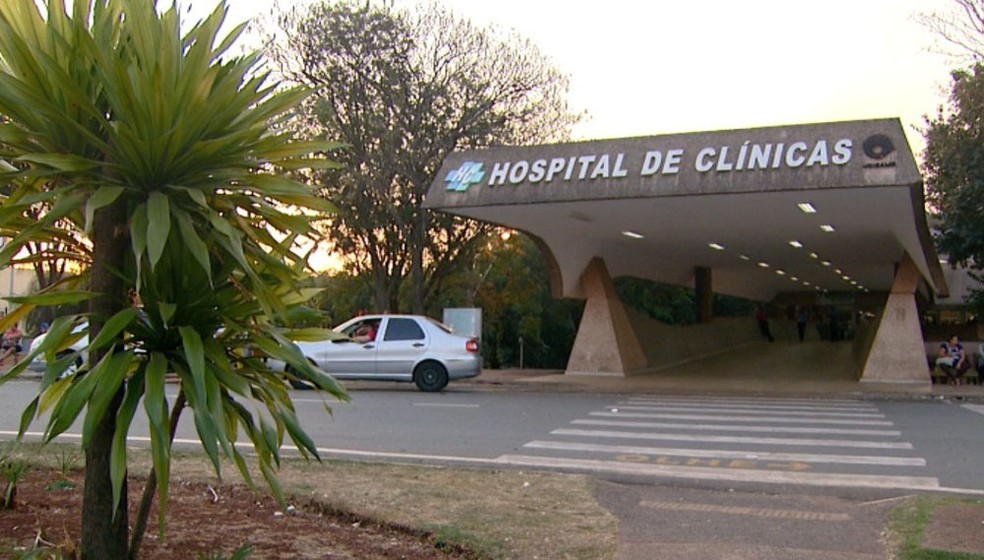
(0, 1), (346, 557)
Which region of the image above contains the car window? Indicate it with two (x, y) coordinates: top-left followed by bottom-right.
(340, 320), (368, 337)
(424, 317), (454, 334)
(383, 318), (425, 342)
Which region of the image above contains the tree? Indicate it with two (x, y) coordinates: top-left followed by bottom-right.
(924, 64), (984, 311)
(453, 232), (581, 369)
(268, 1), (581, 313)
(311, 268), (375, 325)
(917, 0), (984, 64)
(0, 1), (344, 557)
(0, 164), (90, 328)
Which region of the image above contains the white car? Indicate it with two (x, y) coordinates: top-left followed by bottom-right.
(28, 321), (88, 373)
(278, 314), (482, 392)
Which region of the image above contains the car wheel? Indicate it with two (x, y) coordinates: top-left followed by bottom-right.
(413, 361), (448, 392)
(56, 351), (83, 378)
(285, 364), (315, 390)
(286, 359), (322, 390)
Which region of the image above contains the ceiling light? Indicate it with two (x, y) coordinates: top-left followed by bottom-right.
(776, 270), (786, 276)
(834, 268), (842, 274)
(850, 281), (858, 285)
(789, 241), (803, 248)
(791, 276), (799, 282)
(820, 224), (836, 233)
(810, 252), (819, 259)
(708, 243), (725, 250)
(798, 203), (817, 214)
(622, 231), (644, 239)
(739, 254), (751, 261)
(842, 276), (851, 281)
(757, 262), (770, 268)
(822, 261), (831, 267)
(803, 281), (812, 286)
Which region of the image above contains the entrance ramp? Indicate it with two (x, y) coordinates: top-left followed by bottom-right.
(646, 340), (861, 394)
(622, 307), (866, 394)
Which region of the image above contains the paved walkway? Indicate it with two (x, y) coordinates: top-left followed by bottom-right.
(595, 481), (903, 560)
(470, 341), (984, 401)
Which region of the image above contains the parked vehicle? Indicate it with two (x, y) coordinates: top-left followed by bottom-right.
(279, 314), (481, 392)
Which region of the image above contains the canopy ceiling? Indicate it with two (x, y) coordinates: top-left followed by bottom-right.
(426, 119), (946, 302)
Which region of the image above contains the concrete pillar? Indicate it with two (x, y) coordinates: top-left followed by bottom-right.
(695, 266), (713, 324)
(860, 253), (930, 384)
(566, 257), (648, 376)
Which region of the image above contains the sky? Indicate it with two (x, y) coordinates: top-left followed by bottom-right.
(207, 0), (965, 157)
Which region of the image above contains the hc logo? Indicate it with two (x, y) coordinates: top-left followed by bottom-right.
(445, 162), (485, 192)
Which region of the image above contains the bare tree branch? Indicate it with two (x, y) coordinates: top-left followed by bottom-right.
(916, 0), (984, 64)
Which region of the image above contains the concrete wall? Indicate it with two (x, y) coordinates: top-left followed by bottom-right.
(852, 315), (879, 377)
(0, 266), (35, 314)
(859, 254), (930, 384)
(624, 306), (761, 372)
(566, 258), (647, 375)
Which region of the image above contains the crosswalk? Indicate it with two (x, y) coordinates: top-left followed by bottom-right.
(495, 395), (940, 491)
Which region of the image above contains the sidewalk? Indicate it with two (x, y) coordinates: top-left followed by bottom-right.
(595, 481), (905, 560)
(462, 340), (984, 400)
(467, 367), (984, 400)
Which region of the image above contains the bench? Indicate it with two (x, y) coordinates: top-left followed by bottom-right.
(926, 341), (982, 385)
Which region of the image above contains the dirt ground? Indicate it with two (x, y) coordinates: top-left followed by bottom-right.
(920, 504), (984, 556)
(0, 467), (473, 559)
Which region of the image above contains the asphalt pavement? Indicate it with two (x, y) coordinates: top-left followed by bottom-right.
(461, 366), (984, 559)
(5, 349), (984, 559)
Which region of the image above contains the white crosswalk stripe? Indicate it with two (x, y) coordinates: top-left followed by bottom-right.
(504, 396), (938, 490)
(589, 411), (894, 426)
(550, 428), (913, 449)
(604, 405), (885, 418)
(522, 440), (926, 466)
(571, 418), (901, 436)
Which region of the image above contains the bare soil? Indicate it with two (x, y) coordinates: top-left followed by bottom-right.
(0, 467), (473, 559)
(920, 504), (984, 556)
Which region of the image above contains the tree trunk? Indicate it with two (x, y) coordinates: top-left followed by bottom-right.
(411, 207), (427, 315)
(129, 390), (187, 560)
(82, 196), (130, 559)
(370, 251), (388, 313)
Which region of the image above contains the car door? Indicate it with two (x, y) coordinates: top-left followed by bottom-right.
(374, 317), (429, 379)
(322, 320), (379, 376)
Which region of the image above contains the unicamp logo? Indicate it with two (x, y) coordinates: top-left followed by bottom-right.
(445, 161), (485, 192)
(861, 134), (897, 170)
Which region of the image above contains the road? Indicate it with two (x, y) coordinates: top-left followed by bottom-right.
(1, 379), (983, 496)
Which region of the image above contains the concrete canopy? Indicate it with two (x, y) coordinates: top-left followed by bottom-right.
(425, 119), (947, 303)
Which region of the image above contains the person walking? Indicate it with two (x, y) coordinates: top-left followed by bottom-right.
(756, 305), (774, 342)
(796, 307), (808, 342)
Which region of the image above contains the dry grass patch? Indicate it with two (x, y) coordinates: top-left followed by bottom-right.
(276, 460), (616, 559)
(4, 444), (617, 560)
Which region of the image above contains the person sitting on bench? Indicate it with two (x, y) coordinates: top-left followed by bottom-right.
(0, 324), (24, 366)
(936, 335), (968, 384)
